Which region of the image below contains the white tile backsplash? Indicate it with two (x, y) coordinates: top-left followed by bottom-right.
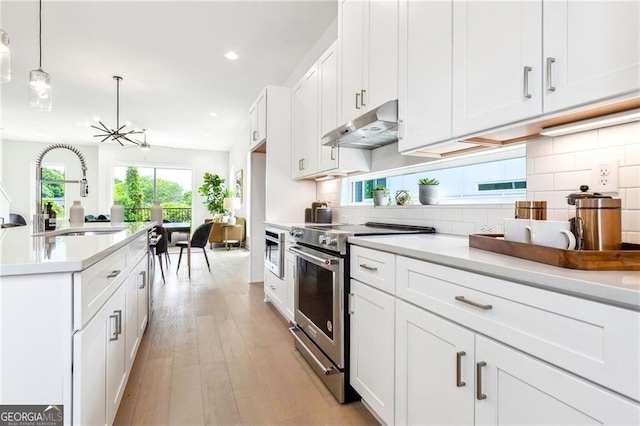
(553, 131), (598, 154)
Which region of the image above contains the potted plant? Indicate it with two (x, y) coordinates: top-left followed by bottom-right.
(198, 172), (226, 215)
(372, 184), (389, 207)
(418, 177), (440, 205)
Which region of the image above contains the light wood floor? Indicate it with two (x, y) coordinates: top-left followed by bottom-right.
(114, 247), (378, 426)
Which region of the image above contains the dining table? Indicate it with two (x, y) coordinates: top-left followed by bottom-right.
(163, 222), (192, 278)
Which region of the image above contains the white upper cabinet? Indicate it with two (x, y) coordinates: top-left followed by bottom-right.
(398, 0), (453, 153)
(318, 41), (339, 172)
(292, 66), (319, 179)
(249, 88), (267, 150)
(543, 1), (640, 113)
(339, 0), (398, 125)
(452, 0), (543, 137)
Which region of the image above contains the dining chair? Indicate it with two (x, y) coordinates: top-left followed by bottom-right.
(153, 226), (170, 283)
(176, 222), (214, 272)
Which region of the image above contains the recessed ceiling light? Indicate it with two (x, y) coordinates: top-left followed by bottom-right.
(224, 51), (239, 61)
(209, 112), (218, 117)
(205, 133), (210, 137)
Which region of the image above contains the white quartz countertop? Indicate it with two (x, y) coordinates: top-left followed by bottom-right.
(0, 222), (155, 276)
(349, 234), (640, 311)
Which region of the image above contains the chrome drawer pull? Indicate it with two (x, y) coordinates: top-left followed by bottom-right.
(456, 351), (466, 387)
(139, 270), (146, 289)
(360, 89), (367, 106)
(476, 361), (487, 400)
(523, 66), (532, 99)
(455, 296), (492, 310)
(114, 309), (122, 335)
(359, 264), (378, 272)
(109, 314), (119, 341)
(107, 270), (121, 279)
(355, 92), (361, 109)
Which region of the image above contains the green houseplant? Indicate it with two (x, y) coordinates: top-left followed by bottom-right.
(372, 184), (389, 207)
(198, 172), (226, 215)
(418, 177), (440, 205)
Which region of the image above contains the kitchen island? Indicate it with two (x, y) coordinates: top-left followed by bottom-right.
(347, 233), (639, 425)
(0, 222), (155, 426)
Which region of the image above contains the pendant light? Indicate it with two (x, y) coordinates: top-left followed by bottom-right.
(91, 76), (144, 146)
(29, 0), (52, 111)
(0, 29), (10, 83)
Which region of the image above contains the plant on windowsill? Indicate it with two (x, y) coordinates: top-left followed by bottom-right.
(372, 184), (389, 207)
(418, 177), (440, 205)
(198, 172), (226, 215)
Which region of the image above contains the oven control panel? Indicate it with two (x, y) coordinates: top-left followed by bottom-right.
(318, 234), (338, 247)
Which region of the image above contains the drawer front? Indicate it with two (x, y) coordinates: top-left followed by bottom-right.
(74, 249), (127, 330)
(125, 233), (148, 266)
(396, 256), (640, 402)
(350, 245), (395, 295)
(265, 269), (286, 308)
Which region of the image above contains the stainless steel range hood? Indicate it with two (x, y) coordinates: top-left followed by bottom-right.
(322, 100), (398, 149)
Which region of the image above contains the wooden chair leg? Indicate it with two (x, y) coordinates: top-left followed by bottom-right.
(176, 247), (184, 271)
(157, 254), (165, 284)
(202, 248), (211, 271)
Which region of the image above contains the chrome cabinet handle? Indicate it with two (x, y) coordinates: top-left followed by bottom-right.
(546, 57), (556, 92)
(476, 361), (487, 400)
(360, 89), (367, 106)
(523, 66), (532, 99)
(115, 309), (122, 335)
(359, 264), (378, 272)
(252, 130), (258, 141)
(139, 270), (146, 289)
(398, 119), (404, 140)
(348, 293), (354, 315)
(355, 92), (361, 109)
(456, 351), (466, 387)
(109, 314), (119, 341)
(455, 296), (492, 310)
(330, 146), (336, 161)
(107, 270), (121, 279)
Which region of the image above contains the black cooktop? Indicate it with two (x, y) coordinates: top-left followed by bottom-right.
(306, 222), (436, 235)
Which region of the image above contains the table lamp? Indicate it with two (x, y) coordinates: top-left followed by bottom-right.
(223, 197), (241, 225)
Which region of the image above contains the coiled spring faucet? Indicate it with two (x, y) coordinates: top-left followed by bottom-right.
(34, 143), (89, 233)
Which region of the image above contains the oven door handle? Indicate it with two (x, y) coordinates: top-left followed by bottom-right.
(289, 246), (340, 267)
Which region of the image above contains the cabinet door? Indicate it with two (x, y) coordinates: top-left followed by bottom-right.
(125, 270), (139, 371)
(257, 90), (267, 143)
(475, 336), (640, 426)
(73, 301), (108, 426)
(395, 300), (474, 426)
(292, 80), (307, 179)
(452, 0), (542, 137)
(264, 270), (287, 318)
(398, 0), (452, 153)
(318, 42), (339, 172)
(365, 0), (398, 110)
(349, 280), (395, 425)
(137, 264), (148, 337)
(106, 286), (127, 425)
(249, 103), (259, 147)
(285, 252), (295, 321)
(303, 66), (320, 176)
(544, 1), (640, 113)
(339, 0), (365, 124)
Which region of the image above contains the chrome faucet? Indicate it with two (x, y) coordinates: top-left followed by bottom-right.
(34, 143), (89, 233)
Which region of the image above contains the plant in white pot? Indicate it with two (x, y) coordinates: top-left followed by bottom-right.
(418, 177), (440, 205)
(372, 184), (389, 207)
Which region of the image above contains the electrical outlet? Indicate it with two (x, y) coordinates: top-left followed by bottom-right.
(478, 223), (497, 234)
(591, 160), (619, 193)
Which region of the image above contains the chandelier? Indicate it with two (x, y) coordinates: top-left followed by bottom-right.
(92, 75), (144, 146)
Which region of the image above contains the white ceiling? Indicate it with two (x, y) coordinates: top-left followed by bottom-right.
(0, 0), (337, 151)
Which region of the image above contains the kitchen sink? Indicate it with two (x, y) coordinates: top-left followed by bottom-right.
(33, 227), (126, 237)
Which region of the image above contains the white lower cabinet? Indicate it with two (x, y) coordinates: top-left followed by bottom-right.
(74, 283), (127, 426)
(395, 299), (474, 425)
(264, 269), (289, 321)
(349, 244), (640, 425)
(349, 279), (395, 425)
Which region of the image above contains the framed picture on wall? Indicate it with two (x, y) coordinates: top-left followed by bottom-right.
(235, 169), (243, 203)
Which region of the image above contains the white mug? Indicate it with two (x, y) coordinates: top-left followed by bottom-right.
(530, 220), (576, 250)
(504, 218), (532, 243)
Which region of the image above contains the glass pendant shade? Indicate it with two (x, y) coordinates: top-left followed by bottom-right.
(29, 68), (52, 111)
(0, 29), (10, 83)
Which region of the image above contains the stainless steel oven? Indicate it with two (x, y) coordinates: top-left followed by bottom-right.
(289, 243), (346, 401)
(265, 228), (285, 278)
(289, 222), (436, 404)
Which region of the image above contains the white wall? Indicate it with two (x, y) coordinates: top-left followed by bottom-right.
(97, 144), (228, 227)
(320, 122), (640, 241)
(228, 129), (249, 219)
(0, 140), (229, 227)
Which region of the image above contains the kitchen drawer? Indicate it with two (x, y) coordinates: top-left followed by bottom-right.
(73, 248), (127, 330)
(125, 233), (148, 266)
(350, 246), (395, 295)
(264, 269), (287, 314)
(396, 255), (640, 402)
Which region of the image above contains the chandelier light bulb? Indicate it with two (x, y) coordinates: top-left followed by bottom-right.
(0, 29), (10, 83)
